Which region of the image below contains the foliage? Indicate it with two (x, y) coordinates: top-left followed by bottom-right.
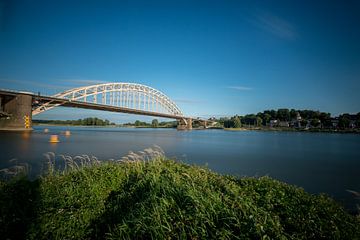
(310, 118), (320, 128)
(256, 116), (263, 127)
(151, 119), (159, 127)
(277, 108), (290, 121)
(124, 119), (176, 128)
(242, 114), (257, 126)
(33, 117), (114, 126)
(300, 119), (308, 127)
(215, 109), (360, 130)
(1, 157), (359, 239)
(223, 118), (235, 128)
(338, 115), (351, 129)
(233, 116), (241, 128)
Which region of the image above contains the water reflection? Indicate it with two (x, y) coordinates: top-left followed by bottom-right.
(21, 131), (31, 140)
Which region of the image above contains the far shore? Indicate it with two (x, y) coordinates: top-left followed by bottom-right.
(32, 123), (175, 129)
(33, 123), (119, 128)
(224, 127), (360, 134)
(32, 123), (359, 133)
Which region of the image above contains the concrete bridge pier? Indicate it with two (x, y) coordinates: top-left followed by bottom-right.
(177, 118), (192, 130)
(0, 94), (33, 131)
(201, 120), (207, 128)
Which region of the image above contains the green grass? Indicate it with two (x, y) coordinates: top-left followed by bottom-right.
(1, 158), (359, 239)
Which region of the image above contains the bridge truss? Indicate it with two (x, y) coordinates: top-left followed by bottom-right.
(32, 83), (183, 117)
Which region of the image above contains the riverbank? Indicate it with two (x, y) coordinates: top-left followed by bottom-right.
(1, 158), (359, 239)
(33, 123), (118, 127)
(34, 123), (360, 133)
(224, 127), (360, 134)
(33, 123), (175, 128)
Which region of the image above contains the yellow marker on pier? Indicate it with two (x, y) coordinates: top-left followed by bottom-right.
(24, 115), (31, 129)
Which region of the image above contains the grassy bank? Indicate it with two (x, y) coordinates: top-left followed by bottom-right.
(1, 158), (359, 239)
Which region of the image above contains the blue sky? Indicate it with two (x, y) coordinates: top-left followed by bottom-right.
(0, 0), (359, 122)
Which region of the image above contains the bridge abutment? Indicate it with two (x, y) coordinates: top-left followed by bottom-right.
(0, 94), (33, 131)
(177, 118), (192, 130)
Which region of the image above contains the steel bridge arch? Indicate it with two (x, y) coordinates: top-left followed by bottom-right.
(32, 82), (183, 116)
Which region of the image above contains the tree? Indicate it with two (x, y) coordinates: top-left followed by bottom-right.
(95, 118), (103, 126)
(152, 119), (159, 128)
(319, 112), (331, 128)
(269, 110), (277, 119)
(223, 117), (236, 128)
(263, 113), (271, 125)
(256, 117), (263, 127)
(242, 114), (256, 126)
(234, 117), (241, 128)
(75, 119), (82, 125)
(223, 118), (234, 128)
(356, 112), (360, 128)
(256, 112), (264, 120)
(277, 109), (290, 121)
(310, 111), (320, 120)
(310, 119), (320, 128)
(135, 120), (141, 126)
(290, 109), (297, 119)
(85, 118), (92, 125)
(300, 120), (308, 128)
(218, 117), (227, 126)
(338, 115), (350, 129)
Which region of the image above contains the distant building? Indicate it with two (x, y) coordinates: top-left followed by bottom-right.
(331, 118), (339, 128)
(279, 121), (289, 127)
(348, 114), (358, 128)
(268, 120), (289, 128)
(269, 120), (278, 127)
(290, 119), (300, 128)
(290, 112), (302, 128)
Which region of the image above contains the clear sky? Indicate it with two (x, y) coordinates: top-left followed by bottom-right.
(1, 0), (359, 122)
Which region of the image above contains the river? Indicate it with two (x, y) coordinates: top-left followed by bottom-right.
(0, 126), (359, 212)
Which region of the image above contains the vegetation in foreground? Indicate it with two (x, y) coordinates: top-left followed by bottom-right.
(1, 153), (359, 239)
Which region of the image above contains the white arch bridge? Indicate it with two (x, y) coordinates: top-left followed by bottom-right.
(0, 83), (211, 130)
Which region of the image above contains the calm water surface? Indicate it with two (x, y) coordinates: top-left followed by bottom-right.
(0, 126), (359, 211)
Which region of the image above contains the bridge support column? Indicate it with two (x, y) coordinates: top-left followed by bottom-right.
(201, 120), (207, 128)
(177, 118), (192, 130)
(0, 94), (33, 131)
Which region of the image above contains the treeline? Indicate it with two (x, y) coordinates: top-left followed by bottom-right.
(123, 119), (177, 128)
(214, 109), (360, 129)
(33, 117), (115, 126)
